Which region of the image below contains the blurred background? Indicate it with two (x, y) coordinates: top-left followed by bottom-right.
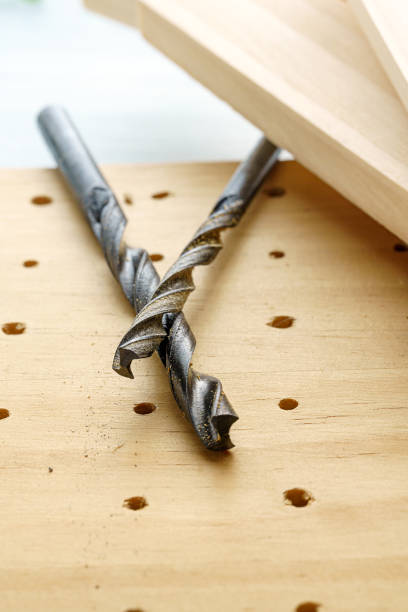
(0, 0), (262, 167)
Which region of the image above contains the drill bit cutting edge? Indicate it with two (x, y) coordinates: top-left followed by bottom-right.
(37, 105), (238, 451)
(114, 138), (281, 375)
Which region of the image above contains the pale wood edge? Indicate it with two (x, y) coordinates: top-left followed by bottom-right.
(82, 0), (408, 242)
(350, 0), (408, 114)
(136, 1), (407, 243)
(83, 0), (140, 28)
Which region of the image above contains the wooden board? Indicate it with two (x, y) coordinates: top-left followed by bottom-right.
(84, 0), (408, 246)
(1, 160), (408, 611)
(350, 0), (408, 114)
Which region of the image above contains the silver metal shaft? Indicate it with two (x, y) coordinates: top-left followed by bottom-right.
(37, 105), (238, 451)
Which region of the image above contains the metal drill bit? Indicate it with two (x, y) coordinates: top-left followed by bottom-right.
(37, 105), (238, 451)
(114, 138), (281, 375)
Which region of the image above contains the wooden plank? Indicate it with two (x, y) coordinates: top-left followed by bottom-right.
(1, 160), (408, 611)
(84, 0), (408, 245)
(350, 0), (408, 114)
(85, 0), (140, 27)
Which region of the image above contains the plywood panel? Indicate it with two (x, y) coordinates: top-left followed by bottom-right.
(1, 160), (408, 610)
(84, 0), (408, 245)
(350, 0), (408, 113)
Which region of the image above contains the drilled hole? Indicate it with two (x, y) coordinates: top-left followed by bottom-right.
(149, 253), (164, 262)
(2, 322), (26, 335)
(284, 488), (314, 508)
(269, 250), (285, 258)
(151, 191), (171, 199)
(134, 402), (156, 415)
(394, 243), (408, 252)
(279, 398), (298, 411)
(23, 259), (38, 267)
(124, 496), (148, 511)
(295, 603), (321, 612)
(0, 409), (10, 420)
(267, 316), (295, 329)
(31, 195), (52, 205)
(264, 187), (286, 197)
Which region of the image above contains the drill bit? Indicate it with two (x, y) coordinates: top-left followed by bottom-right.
(37, 105), (238, 451)
(114, 138), (281, 375)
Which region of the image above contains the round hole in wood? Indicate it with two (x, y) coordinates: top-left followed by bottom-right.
(284, 488), (314, 508)
(264, 186), (286, 197)
(2, 322), (26, 335)
(151, 191), (171, 199)
(267, 316), (295, 329)
(295, 603), (321, 612)
(133, 402), (157, 415)
(31, 195), (53, 205)
(279, 398), (298, 411)
(123, 496), (148, 511)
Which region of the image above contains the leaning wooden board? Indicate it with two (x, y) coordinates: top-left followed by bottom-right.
(350, 0), (408, 114)
(1, 160), (408, 611)
(84, 0), (408, 246)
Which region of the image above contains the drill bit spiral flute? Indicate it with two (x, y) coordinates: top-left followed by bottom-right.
(37, 106), (239, 450)
(114, 138), (281, 374)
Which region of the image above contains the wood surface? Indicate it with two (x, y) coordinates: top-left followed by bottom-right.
(83, 0), (139, 27)
(350, 0), (408, 114)
(84, 0), (408, 245)
(1, 160), (408, 611)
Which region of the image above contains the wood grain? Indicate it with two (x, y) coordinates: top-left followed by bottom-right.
(350, 0), (408, 114)
(84, 0), (408, 245)
(1, 161), (408, 611)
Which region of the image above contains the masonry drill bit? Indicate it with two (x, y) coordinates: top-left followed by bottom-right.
(114, 137), (281, 375)
(37, 105), (238, 451)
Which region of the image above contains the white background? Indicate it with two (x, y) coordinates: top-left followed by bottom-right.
(0, 0), (264, 167)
